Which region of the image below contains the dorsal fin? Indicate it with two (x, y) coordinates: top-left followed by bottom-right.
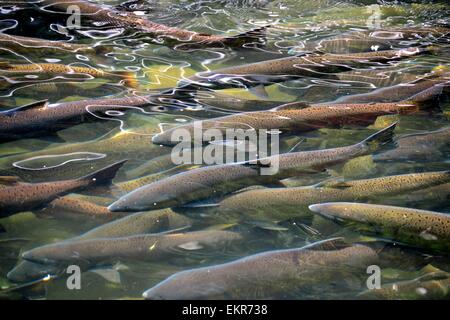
(0, 176), (22, 186)
(303, 237), (348, 251)
(314, 178), (353, 189)
(272, 101), (310, 111)
(2, 100), (48, 116)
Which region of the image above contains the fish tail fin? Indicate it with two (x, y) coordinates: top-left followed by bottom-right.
(222, 26), (269, 48)
(114, 71), (139, 89)
(79, 160), (127, 186)
(360, 122), (397, 153)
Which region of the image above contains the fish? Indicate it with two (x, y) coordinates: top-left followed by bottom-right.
(308, 202), (450, 253)
(0, 160), (125, 217)
(334, 73), (450, 104)
(176, 47), (431, 93)
(22, 230), (242, 265)
(74, 209), (192, 240)
(6, 261), (62, 283)
(374, 126), (450, 162)
(0, 95), (151, 142)
(0, 32), (107, 54)
(0, 62), (138, 88)
(210, 171), (450, 222)
(0, 126), (171, 181)
(358, 273), (450, 300)
(152, 101), (418, 146)
(298, 27), (450, 54)
(142, 238), (378, 299)
(35, 0), (267, 49)
(109, 123), (397, 211)
(40, 196), (120, 220)
(7, 209), (191, 283)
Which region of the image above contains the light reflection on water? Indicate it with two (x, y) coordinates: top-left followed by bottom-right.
(0, 0), (449, 300)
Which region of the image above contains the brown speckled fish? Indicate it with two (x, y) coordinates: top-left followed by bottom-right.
(374, 126), (450, 162)
(212, 171), (450, 221)
(334, 72), (449, 104)
(0, 160), (126, 217)
(22, 230), (242, 265)
(37, 0), (266, 48)
(0, 33), (106, 54)
(178, 47), (431, 92)
(142, 238), (378, 299)
(0, 95), (151, 142)
(0, 62), (138, 87)
(109, 123), (397, 212)
(152, 101), (416, 146)
(309, 202), (450, 253)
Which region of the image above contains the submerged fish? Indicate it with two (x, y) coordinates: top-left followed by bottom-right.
(309, 202), (450, 253)
(74, 209), (192, 240)
(374, 126), (450, 162)
(0, 126), (170, 178)
(41, 196), (119, 219)
(8, 209), (191, 283)
(211, 171), (450, 221)
(0, 32), (106, 54)
(0, 62), (138, 88)
(0, 160), (125, 217)
(109, 123), (397, 211)
(334, 73), (450, 104)
(177, 47), (431, 94)
(36, 0), (266, 48)
(358, 273), (450, 300)
(22, 230), (242, 265)
(142, 238), (378, 299)
(152, 101), (417, 146)
(0, 96), (150, 142)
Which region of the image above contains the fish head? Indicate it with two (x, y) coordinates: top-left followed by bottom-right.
(7, 260), (61, 283)
(108, 183), (181, 212)
(21, 243), (78, 265)
(142, 269), (223, 300)
(151, 129), (180, 146)
(308, 202), (369, 224)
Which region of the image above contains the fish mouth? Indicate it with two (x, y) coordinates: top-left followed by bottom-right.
(142, 289), (166, 300)
(108, 201), (134, 213)
(308, 204), (344, 222)
(151, 134), (174, 146)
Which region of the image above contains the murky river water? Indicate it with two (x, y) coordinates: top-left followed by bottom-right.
(0, 0), (449, 300)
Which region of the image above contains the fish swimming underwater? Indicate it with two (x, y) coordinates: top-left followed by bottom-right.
(0, 160), (125, 217)
(0, 95), (151, 142)
(142, 238), (378, 299)
(22, 230), (242, 265)
(109, 123), (397, 212)
(374, 126), (450, 162)
(308, 202), (450, 253)
(176, 47), (432, 94)
(152, 101), (418, 146)
(207, 171), (450, 222)
(0, 32), (107, 54)
(334, 72), (450, 104)
(358, 273), (450, 300)
(7, 208), (192, 283)
(0, 62), (138, 88)
(34, 0), (267, 48)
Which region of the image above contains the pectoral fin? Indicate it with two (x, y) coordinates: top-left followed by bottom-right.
(178, 241), (204, 250)
(89, 268), (121, 284)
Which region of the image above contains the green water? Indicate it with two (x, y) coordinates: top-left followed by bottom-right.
(0, 0), (449, 300)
